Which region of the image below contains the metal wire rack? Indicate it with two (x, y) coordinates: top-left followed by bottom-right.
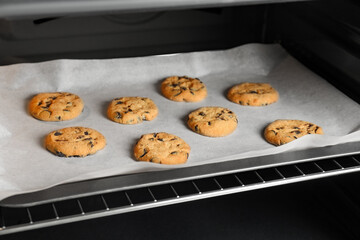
(1, 154), (360, 235)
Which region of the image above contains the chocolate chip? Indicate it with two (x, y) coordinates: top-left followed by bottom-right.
(195, 125), (199, 132)
(56, 116), (61, 120)
(140, 149), (148, 158)
(54, 132), (62, 136)
(199, 112), (206, 116)
(37, 101), (43, 106)
(208, 121), (211, 125)
(55, 151), (66, 157)
(315, 126), (319, 133)
(84, 131), (89, 135)
(190, 91), (195, 95)
(116, 101), (124, 105)
(249, 91), (258, 94)
(157, 138), (164, 142)
(72, 155), (81, 157)
(115, 112), (122, 119)
(271, 130), (277, 135)
(174, 91), (182, 97)
(170, 151), (177, 155)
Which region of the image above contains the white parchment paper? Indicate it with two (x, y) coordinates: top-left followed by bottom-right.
(0, 44), (360, 201)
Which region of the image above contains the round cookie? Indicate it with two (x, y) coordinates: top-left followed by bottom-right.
(161, 76), (207, 102)
(107, 97), (158, 125)
(134, 132), (190, 165)
(264, 119), (324, 146)
(29, 92), (84, 121)
(187, 107), (238, 137)
(45, 127), (106, 157)
(227, 82), (279, 106)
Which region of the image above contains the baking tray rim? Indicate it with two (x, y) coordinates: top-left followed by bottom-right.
(1, 140), (359, 208)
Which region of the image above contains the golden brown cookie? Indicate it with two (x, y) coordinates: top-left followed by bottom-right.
(187, 107), (238, 137)
(227, 82), (279, 106)
(161, 76), (207, 102)
(134, 132), (190, 165)
(107, 97), (158, 125)
(45, 127), (106, 157)
(29, 92), (84, 121)
(264, 119), (324, 146)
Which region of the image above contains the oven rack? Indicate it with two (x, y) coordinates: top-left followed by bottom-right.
(1, 154), (360, 235)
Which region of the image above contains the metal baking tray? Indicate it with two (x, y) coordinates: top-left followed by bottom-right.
(1, 140), (359, 207)
(0, 141), (359, 235)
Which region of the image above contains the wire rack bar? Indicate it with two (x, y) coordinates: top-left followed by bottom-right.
(274, 168), (286, 179)
(294, 164), (305, 176)
(332, 159), (344, 169)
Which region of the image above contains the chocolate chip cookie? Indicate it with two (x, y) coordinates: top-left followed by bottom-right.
(107, 97), (158, 124)
(227, 82), (279, 106)
(134, 132), (190, 164)
(45, 127), (106, 157)
(29, 92), (84, 121)
(187, 107), (238, 137)
(161, 76), (207, 102)
(264, 119), (324, 146)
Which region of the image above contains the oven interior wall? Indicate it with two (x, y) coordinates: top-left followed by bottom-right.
(0, 0), (359, 101)
(0, 5), (269, 65)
